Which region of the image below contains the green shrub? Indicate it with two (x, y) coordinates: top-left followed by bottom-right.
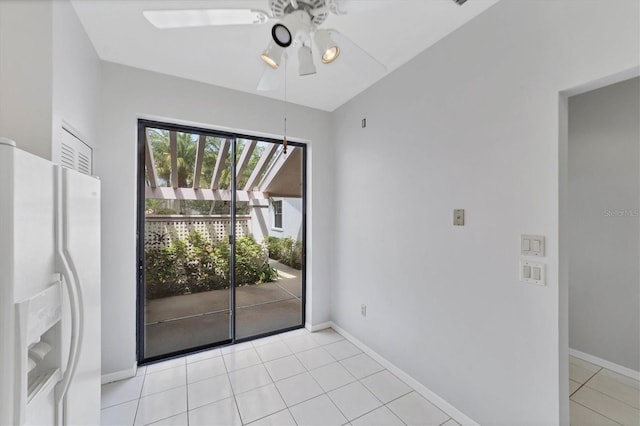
(144, 231), (277, 299)
(265, 236), (302, 270)
(265, 236), (283, 260)
(145, 238), (188, 299)
(186, 231), (226, 293)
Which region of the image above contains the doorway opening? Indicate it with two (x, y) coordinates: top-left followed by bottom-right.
(136, 119), (306, 363)
(560, 71), (640, 425)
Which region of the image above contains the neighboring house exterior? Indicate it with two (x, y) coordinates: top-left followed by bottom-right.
(249, 197), (303, 243)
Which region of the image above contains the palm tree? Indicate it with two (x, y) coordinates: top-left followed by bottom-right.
(145, 129), (269, 215)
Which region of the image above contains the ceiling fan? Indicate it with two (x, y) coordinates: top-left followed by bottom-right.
(143, 0), (467, 90)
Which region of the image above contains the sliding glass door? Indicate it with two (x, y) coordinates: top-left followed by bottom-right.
(137, 120), (305, 362)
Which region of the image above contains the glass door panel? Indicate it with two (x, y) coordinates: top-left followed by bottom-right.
(234, 141), (304, 340)
(141, 125), (233, 360)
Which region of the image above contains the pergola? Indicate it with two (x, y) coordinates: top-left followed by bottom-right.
(144, 130), (302, 202)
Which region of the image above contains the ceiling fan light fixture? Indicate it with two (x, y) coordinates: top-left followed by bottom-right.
(261, 41), (285, 69)
(314, 29), (340, 64)
(272, 23), (293, 47)
(298, 45), (316, 76)
(271, 11), (312, 48)
(322, 46), (340, 64)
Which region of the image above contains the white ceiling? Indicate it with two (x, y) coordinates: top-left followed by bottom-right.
(71, 0), (499, 112)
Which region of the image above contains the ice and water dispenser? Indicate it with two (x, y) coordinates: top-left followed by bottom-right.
(15, 280), (64, 425)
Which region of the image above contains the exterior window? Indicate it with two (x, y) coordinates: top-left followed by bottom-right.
(273, 200), (283, 229)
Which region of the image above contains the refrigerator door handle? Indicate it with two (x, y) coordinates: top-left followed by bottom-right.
(54, 251), (84, 407)
(53, 167), (85, 416)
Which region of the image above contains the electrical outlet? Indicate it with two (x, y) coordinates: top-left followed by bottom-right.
(361, 304), (367, 317)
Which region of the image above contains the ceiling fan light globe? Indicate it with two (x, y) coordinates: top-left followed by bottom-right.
(322, 46), (340, 64)
(272, 23), (292, 47)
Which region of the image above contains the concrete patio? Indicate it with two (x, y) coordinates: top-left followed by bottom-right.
(144, 260), (302, 358)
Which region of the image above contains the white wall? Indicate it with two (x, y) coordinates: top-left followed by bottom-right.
(0, 0), (53, 158)
(568, 77), (639, 372)
(330, 1), (639, 424)
(98, 62), (333, 376)
(52, 0), (102, 152)
(0, 0), (100, 159)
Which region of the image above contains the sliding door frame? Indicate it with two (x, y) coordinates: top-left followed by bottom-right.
(136, 119), (307, 363)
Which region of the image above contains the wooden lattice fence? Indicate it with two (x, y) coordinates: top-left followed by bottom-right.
(145, 215), (251, 249)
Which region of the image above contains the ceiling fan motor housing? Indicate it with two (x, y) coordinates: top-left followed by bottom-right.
(270, 0), (328, 25)
(271, 9), (314, 48)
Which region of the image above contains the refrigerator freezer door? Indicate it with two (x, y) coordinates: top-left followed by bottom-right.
(11, 145), (57, 305)
(0, 141), (58, 426)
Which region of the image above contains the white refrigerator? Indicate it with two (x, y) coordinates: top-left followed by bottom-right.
(0, 138), (101, 425)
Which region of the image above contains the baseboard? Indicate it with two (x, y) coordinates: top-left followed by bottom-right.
(305, 321), (332, 332)
(328, 322), (479, 426)
(569, 348), (640, 381)
(101, 363), (138, 384)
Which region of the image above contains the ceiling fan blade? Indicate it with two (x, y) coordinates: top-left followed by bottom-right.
(326, 0), (391, 15)
(257, 63), (285, 91)
(143, 9), (270, 29)
(327, 29), (387, 75)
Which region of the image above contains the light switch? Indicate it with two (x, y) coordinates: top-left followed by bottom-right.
(520, 260), (546, 286)
(532, 240), (541, 252)
(532, 266), (541, 280)
(521, 235), (545, 257)
(454, 209), (465, 226)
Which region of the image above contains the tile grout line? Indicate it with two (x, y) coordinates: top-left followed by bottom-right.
(221, 349), (246, 425)
(585, 367), (640, 407)
(141, 363), (189, 426)
(184, 362), (190, 426)
(258, 359), (299, 426)
(577, 381), (640, 411)
(571, 399), (625, 426)
(132, 365), (147, 425)
(570, 367), (603, 399)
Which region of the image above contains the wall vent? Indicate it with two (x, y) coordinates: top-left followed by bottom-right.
(54, 128), (93, 175)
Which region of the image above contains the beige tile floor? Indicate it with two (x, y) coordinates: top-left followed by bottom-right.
(103, 332), (640, 425)
(569, 356), (640, 426)
(101, 328), (461, 425)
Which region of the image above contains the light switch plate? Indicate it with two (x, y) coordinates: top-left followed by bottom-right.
(520, 260), (546, 286)
(454, 209), (465, 226)
(521, 234), (545, 257)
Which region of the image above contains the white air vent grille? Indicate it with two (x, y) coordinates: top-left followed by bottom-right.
(77, 152), (91, 175)
(54, 128), (93, 175)
(60, 143), (75, 169)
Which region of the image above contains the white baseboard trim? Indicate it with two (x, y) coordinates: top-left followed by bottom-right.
(569, 348), (640, 381)
(101, 363), (138, 384)
(329, 322), (479, 426)
(305, 321), (332, 332)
